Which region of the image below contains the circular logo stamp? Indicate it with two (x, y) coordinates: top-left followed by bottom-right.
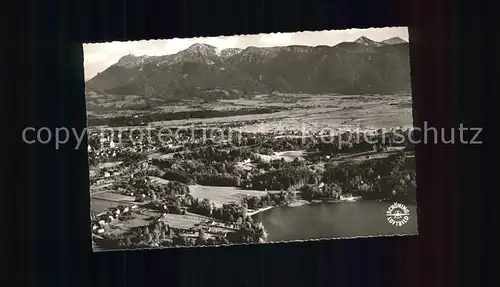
(386, 202), (410, 226)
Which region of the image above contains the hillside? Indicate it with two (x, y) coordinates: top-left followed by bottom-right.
(86, 36), (411, 101)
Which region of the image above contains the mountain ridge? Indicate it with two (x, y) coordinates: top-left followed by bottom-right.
(86, 36), (411, 99)
(380, 37), (408, 45)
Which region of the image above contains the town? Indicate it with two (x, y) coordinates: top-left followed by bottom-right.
(89, 124), (416, 250)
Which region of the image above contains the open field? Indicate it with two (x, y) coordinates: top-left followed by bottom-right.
(90, 192), (136, 214)
(188, 185), (268, 207)
(256, 150), (308, 163)
(88, 94), (412, 134)
(100, 209), (159, 237)
(143, 94), (413, 134)
(91, 199), (121, 214)
(159, 213), (205, 230)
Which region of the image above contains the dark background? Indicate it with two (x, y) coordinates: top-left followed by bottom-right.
(8, 0), (494, 286)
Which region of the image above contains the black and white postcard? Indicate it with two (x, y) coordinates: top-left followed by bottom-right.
(84, 27), (418, 251)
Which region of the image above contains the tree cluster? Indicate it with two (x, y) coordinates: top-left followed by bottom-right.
(322, 153), (416, 202)
(243, 191), (296, 210)
(251, 165), (319, 191)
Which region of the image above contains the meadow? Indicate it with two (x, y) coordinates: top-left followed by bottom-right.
(90, 192), (136, 214)
(146, 94), (413, 134)
(188, 185), (268, 208)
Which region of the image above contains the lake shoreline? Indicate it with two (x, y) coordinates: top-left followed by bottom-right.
(246, 206), (274, 216)
(249, 197), (416, 218)
(247, 200), (311, 217)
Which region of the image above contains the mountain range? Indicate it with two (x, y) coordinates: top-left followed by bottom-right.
(85, 36), (410, 100)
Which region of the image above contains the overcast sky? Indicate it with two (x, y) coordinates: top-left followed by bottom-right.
(84, 27), (408, 80)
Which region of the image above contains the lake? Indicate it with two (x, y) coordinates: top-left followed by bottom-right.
(254, 201), (418, 242)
